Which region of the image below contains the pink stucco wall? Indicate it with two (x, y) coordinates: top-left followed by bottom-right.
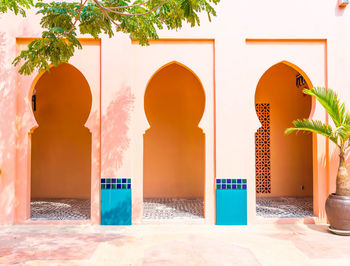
(0, 1), (350, 224)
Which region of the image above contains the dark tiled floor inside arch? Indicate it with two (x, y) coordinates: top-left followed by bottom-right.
(143, 198), (204, 220)
(30, 197), (312, 220)
(30, 199), (90, 220)
(256, 196), (313, 218)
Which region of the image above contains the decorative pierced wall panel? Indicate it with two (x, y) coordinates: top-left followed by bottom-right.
(255, 103), (271, 193)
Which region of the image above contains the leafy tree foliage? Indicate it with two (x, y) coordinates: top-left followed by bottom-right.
(1, 0), (220, 75)
(0, 0), (33, 16)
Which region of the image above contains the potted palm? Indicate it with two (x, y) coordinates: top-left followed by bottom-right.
(285, 87), (350, 235)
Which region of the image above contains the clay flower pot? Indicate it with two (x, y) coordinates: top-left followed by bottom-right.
(326, 193), (350, 235)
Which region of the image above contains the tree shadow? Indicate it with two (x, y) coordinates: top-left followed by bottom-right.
(0, 30), (18, 223)
(101, 86), (135, 176)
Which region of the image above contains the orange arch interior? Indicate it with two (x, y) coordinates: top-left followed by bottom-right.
(31, 63), (92, 199)
(143, 62), (206, 198)
(255, 62), (313, 197)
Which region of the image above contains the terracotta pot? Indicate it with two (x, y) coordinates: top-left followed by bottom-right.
(325, 193), (350, 231)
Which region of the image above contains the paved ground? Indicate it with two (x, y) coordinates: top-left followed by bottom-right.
(1, 223), (350, 265)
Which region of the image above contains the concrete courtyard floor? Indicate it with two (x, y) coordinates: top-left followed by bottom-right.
(1, 223), (350, 265)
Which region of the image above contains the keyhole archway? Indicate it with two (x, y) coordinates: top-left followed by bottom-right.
(30, 63), (92, 219)
(143, 62), (206, 202)
(255, 61), (314, 217)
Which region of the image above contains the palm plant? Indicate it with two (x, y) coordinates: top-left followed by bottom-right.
(285, 87), (350, 196)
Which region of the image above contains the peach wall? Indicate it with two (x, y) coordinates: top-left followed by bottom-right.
(31, 63), (92, 199)
(1, 0), (350, 224)
(255, 63), (313, 197)
(143, 63), (205, 198)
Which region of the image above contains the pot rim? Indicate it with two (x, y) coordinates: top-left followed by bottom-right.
(328, 193), (350, 200)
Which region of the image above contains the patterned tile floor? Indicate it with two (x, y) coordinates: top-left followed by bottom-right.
(30, 199), (90, 220)
(143, 198), (204, 220)
(256, 196), (313, 218)
(30, 197), (312, 220)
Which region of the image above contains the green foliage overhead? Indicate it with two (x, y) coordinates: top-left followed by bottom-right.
(4, 0), (220, 75)
(0, 0), (33, 16)
(285, 87), (350, 152)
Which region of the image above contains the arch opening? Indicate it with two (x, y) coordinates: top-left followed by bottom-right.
(143, 62), (206, 219)
(254, 62), (314, 218)
(30, 63), (92, 220)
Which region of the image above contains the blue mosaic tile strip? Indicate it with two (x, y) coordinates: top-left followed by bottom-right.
(101, 178), (131, 189)
(216, 179), (247, 190)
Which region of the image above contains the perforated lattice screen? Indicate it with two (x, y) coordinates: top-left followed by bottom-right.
(255, 103), (271, 193)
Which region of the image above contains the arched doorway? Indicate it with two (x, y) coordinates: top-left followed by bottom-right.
(255, 61), (314, 218)
(30, 63), (92, 220)
(143, 62), (206, 220)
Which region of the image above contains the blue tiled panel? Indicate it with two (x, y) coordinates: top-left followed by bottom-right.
(101, 178), (131, 190)
(101, 177), (132, 225)
(216, 178), (247, 225)
(216, 179), (247, 190)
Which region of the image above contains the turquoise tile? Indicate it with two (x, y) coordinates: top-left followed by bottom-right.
(101, 189), (132, 225)
(216, 189), (247, 225)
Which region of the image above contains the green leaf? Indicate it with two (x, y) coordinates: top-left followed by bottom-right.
(285, 119), (338, 145)
(0, 0), (33, 16)
(303, 87), (347, 128)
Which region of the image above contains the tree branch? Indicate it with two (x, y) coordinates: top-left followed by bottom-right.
(93, 0), (123, 29)
(67, 0), (88, 34)
(55, 0), (87, 38)
(93, 0), (166, 17)
(107, 2), (147, 10)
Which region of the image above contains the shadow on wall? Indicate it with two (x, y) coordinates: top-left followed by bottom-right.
(0, 32), (10, 170)
(143, 63), (206, 198)
(0, 32), (15, 170)
(31, 63), (92, 199)
(101, 86), (135, 176)
(0, 31), (18, 222)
